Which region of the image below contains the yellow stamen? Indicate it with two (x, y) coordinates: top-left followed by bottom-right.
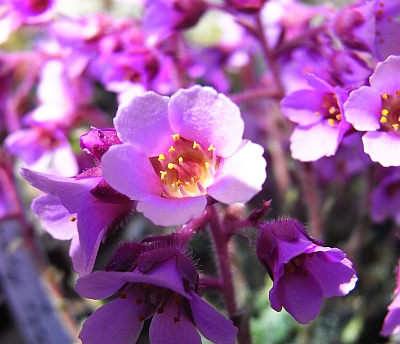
(178, 157), (183, 163)
(393, 123), (399, 130)
(172, 133), (180, 141)
(70, 216), (76, 222)
(158, 153), (165, 161)
(381, 93), (388, 99)
(335, 114), (342, 121)
(167, 163), (174, 170)
(315, 111), (321, 116)
(328, 118), (336, 126)
(381, 109), (389, 116)
(207, 144), (216, 151)
(205, 162), (211, 169)
(328, 106), (336, 115)
(160, 171), (167, 179)
(168, 146), (175, 153)
(380, 116), (387, 123)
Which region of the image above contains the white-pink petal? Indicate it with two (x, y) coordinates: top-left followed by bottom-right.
(362, 131), (400, 167)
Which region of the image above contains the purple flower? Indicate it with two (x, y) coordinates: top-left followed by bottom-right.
(381, 262), (400, 336)
(371, 168), (400, 224)
(142, 0), (207, 46)
(256, 219), (357, 324)
(20, 128), (135, 275)
(101, 86), (267, 226)
(76, 242), (238, 344)
(281, 74), (351, 161)
(344, 55), (400, 167)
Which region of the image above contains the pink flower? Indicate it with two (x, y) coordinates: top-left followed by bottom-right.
(101, 86), (267, 226)
(381, 262), (400, 336)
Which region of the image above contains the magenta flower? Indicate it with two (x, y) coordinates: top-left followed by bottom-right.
(281, 74), (351, 161)
(21, 128), (135, 275)
(76, 243), (238, 344)
(344, 55), (400, 166)
(256, 219), (357, 324)
(101, 86), (267, 226)
(381, 262), (400, 336)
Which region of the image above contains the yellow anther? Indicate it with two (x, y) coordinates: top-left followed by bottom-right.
(168, 146), (175, 153)
(380, 116), (387, 123)
(393, 123), (399, 130)
(158, 153), (165, 161)
(160, 171), (167, 179)
(328, 106), (337, 115)
(167, 163), (174, 170)
(335, 114), (342, 121)
(178, 157), (183, 163)
(70, 216), (77, 222)
(207, 144), (216, 151)
(327, 118), (336, 126)
(172, 133), (180, 141)
(176, 180), (183, 187)
(381, 93), (388, 99)
(205, 162), (211, 169)
(381, 109), (389, 116)
(193, 141), (200, 149)
(315, 111), (321, 116)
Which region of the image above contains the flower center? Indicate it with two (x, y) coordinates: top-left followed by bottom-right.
(380, 91), (400, 133)
(316, 94), (342, 126)
(150, 134), (220, 198)
(284, 252), (314, 276)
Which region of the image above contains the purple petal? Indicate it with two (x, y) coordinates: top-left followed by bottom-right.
(114, 91), (173, 156)
(207, 140), (266, 203)
(362, 131), (400, 167)
(169, 86), (244, 158)
(381, 294), (400, 336)
(32, 195), (77, 240)
(77, 259), (191, 299)
(137, 194), (207, 226)
(281, 89), (326, 126)
(344, 86), (381, 131)
(70, 235), (94, 276)
(149, 301), (201, 344)
(79, 288), (144, 344)
(370, 55), (400, 94)
(303, 248), (357, 297)
(189, 293), (238, 344)
(20, 167), (101, 212)
(101, 144), (162, 199)
(290, 122), (341, 161)
(275, 270), (323, 324)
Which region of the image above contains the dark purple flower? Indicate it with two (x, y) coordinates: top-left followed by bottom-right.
(256, 219), (357, 324)
(76, 242), (238, 344)
(281, 74), (351, 161)
(344, 55), (400, 166)
(371, 168), (400, 224)
(381, 262), (400, 336)
(20, 128), (134, 275)
(101, 86), (267, 226)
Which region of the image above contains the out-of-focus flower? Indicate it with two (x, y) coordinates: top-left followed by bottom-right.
(76, 241), (238, 344)
(256, 218), (357, 324)
(381, 262), (400, 336)
(142, 0), (207, 46)
(101, 85), (267, 226)
(344, 55), (400, 167)
(0, 0), (54, 43)
(371, 168), (400, 224)
(281, 74), (351, 161)
(20, 128), (135, 275)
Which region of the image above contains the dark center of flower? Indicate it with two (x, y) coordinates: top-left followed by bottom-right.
(379, 91), (400, 133)
(316, 94), (342, 126)
(150, 134), (220, 198)
(284, 252), (314, 276)
(27, 0), (51, 14)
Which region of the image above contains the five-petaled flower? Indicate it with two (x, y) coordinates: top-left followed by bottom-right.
(256, 219), (357, 324)
(76, 240), (238, 344)
(101, 85), (266, 226)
